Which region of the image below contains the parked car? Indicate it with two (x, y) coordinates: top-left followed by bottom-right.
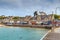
(41, 21), (52, 25)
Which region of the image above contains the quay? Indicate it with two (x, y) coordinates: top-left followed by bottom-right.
(43, 27), (60, 40)
(5, 24), (52, 29)
(43, 32), (60, 40)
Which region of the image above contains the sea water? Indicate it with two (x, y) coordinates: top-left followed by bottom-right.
(0, 27), (49, 40)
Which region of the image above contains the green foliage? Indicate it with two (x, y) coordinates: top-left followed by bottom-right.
(13, 16), (20, 20)
(34, 11), (38, 16)
(54, 14), (60, 19)
(0, 16), (6, 19)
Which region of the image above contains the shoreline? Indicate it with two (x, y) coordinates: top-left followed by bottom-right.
(0, 24), (52, 29)
(5, 24), (52, 29)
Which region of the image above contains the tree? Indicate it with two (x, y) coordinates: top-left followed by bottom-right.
(13, 16), (20, 20)
(54, 14), (59, 19)
(34, 11), (38, 17)
(0, 16), (7, 19)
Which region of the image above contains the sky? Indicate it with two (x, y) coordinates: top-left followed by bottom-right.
(0, 0), (60, 16)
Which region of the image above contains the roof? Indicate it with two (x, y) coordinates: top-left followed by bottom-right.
(39, 12), (47, 15)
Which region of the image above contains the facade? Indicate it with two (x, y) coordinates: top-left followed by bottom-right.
(2, 16), (14, 23)
(0, 11), (54, 25)
(33, 11), (54, 22)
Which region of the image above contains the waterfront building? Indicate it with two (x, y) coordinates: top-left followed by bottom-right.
(34, 11), (54, 22)
(0, 11), (54, 25)
(24, 16), (32, 21)
(28, 11), (54, 25)
(2, 16), (14, 23)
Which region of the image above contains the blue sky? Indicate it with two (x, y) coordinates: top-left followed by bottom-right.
(0, 0), (60, 16)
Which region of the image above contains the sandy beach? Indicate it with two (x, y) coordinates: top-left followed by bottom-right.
(0, 24), (6, 27)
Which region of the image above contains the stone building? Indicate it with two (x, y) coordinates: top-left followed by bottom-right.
(33, 11), (54, 22)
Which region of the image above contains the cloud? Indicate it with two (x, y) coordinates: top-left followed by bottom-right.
(0, 0), (60, 16)
(0, 0), (60, 9)
(0, 0), (21, 9)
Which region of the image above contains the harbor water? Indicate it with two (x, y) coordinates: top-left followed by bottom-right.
(0, 27), (49, 40)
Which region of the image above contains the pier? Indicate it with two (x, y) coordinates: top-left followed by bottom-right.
(43, 32), (60, 40)
(43, 27), (60, 40)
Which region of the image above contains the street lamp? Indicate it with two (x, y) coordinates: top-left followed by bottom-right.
(51, 7), (60, 32)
